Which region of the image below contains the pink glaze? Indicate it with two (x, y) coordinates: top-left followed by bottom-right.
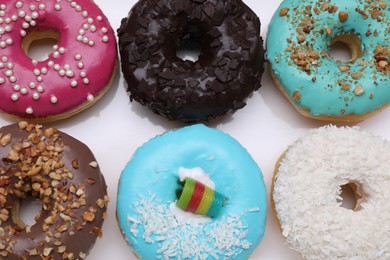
(0, 0), (116, 119)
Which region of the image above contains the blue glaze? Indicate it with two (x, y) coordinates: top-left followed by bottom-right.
(267, 0), (390, 117)
(117, 124), (266, 259)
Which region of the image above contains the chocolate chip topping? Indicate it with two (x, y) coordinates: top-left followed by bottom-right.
(0, 123), (108, 259)
(118, 0), (264, 122)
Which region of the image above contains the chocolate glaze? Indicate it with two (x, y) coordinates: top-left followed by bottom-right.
(118, 0), (264, 122)
(0, 123), (108, 260)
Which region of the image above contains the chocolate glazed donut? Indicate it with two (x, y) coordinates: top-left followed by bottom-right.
(118, 0), (264, 122)
(0, 122), (109, 259)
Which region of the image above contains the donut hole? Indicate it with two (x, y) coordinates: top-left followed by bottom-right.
(176, 37), (202, 62)
(176, 34), (202, 62)
(12, 196), (42, 228)
(21, 30), (60, 62)
(337, 182), (362, 211)
(329, 34), (362, 63)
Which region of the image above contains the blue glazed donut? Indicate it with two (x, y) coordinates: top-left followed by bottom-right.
(116, 124), (267, 259)
(267, 0), (390, 122)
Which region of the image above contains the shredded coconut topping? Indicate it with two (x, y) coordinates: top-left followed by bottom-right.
(273, 125), (390, 259)
(127, 193), (252, 259)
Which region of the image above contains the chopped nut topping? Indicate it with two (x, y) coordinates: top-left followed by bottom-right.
(89, 161), (98, 168)
(351, 73), (362, 80)
(338, 12), (348, 22)
(280, 8), (289, 16)
(292, 91), (301, 102)
(338, 65), (351, 72)
(83, 211), (95, 222)
(354, 86), (364, 96)
(0, 133), (12, 146)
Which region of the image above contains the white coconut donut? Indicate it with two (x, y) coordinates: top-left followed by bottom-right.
(272, 125), (390, 259)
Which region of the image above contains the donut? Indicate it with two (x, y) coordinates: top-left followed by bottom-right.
(0, 1), (117, 122)
(117, 0), (264, 122)
(272, 125), (390, 259)
(117, 124), (267, 259)
(0, 122), (109, 259)
(267, 0), (390, 122)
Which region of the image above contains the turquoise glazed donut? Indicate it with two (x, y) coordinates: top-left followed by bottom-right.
(117, 124), (266, 259)
(267, 0), (390, 122)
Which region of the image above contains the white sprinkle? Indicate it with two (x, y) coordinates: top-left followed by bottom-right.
(0, 4), (6, 10)
(47, 61), (54, 67)
(78, 62), (84, 69)
(4, 18), (11, 24)
(59, 47), (65, 54)
(20, 30), (26, 37)
(59, 69), (66, 76)
(18, 10), (26, 17)
(25, 15), (32, 22)
(71, 80), (77, 87)
(5, 38), (12, 45)
(52, 45), (58, 50)
(51, 96), (58, 103)
(53, 51), (60, 58)
(11, 15), (18, 21)
(90, 25), (96, 32)
(39, 4), (46, 10)
(0, 41), (6, 48)
(31, 12), (39, 19)
(0, 27), (4, 34)
(83, 78), (89, 84)
(87, 94), (94, 101)
(29, 4), (36, 11)
(29, 82), (36, 89)
(76, 35), (82, 41)
(82, 11), (88, 17)
(2, 56), (8, 62)
(30, 20), (36, 26)
(4, 25), (11, 32)
(41, 67), (48, 74)
(88, 40), (94, 46)
(102, 36), (109, 43)
(87, 18), (93, 24)
(32, 92), (40, 100)
(37, 85), (43, 92)
(0, 77), (4, 84)
(5, 70), (13, 77)
(11, 93), (19, 101)
(16, 2), (23, 8)
(0, 62), (3, 68)
(66, 70), (73, 77)
(20, 88), (28, 94)
(82, 24), (89, 30)
(22, 22), (29, 29)
(101, 27), (107, 33)
(97, 15), (103, 22)
(80, 71), (86, 78)
(37, 76), (43, 82)
(75, 54), (82, 60)
(79, 29), (85, 35)
(32, 60), (38, 65)
(75, 5), (82, 12)
(82, 37), (88, 43)
(54, 64), (60, 71)
(7, 63), (13, 69)
(13, 84), (20, 91)
(26, 107), (33, 114)
(71, 2), (77, 8)
(54, 4), (62, 11)
(9, 76), (16, 83)
(0, 11), (4, 17)
(34, 69), (40, 76)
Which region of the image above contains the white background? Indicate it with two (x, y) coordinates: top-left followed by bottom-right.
(1, 0), (390, 259)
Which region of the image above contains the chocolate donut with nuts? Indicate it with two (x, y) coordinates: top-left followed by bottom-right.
(0, 122), (108, 259)
(118, 0), (264, 122)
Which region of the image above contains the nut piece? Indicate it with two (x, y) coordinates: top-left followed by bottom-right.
(280, 8), (289, 16)
(292, 91), (301, 102)
(339, 12), (348, 22)
(0, 133), (11, 146)
(354, 86), (364, 96)
(83, 211), (95, 222)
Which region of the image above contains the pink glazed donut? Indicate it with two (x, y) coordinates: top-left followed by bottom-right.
(0, 0), (116, 122)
